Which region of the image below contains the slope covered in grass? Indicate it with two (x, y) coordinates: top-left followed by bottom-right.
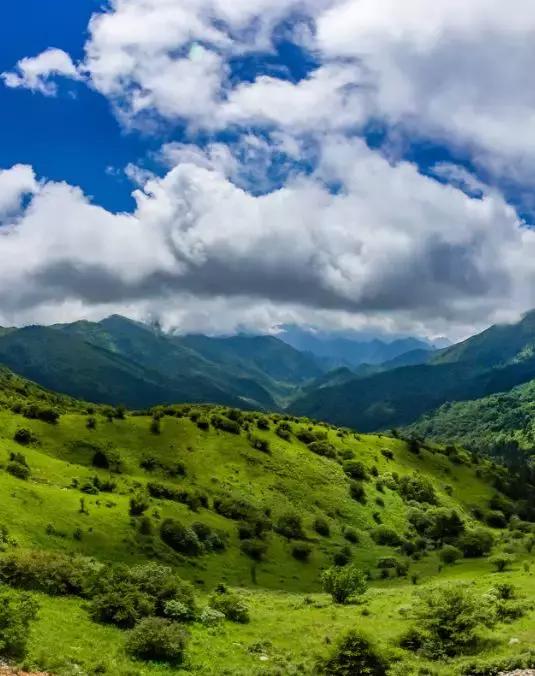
(0, 375), (533, 674)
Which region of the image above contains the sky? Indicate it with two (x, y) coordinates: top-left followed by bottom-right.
(1, 0), (535, 340)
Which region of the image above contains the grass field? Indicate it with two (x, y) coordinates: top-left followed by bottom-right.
(0, 383), (532, 674)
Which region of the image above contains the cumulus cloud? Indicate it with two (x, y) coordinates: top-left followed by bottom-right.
(0, 139), (534, 337)
(2, 48), (82, 95)
(3, 0), (535, 337)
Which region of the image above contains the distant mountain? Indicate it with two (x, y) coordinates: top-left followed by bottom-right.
(290, 310), (535, 431)
(278, 326), (434, 368)
(0, 315), (324, 410)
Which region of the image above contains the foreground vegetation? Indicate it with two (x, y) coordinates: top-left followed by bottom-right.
(0, 368), (533, 674)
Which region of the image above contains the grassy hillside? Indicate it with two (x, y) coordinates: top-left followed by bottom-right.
(0, 374), (533, 674)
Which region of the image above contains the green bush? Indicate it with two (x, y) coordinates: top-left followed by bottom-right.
(490, 553), (515, 572)
(275, 513), (305, 540)
(321, 566), (368, 604)
(0, 588), (39, 659)
(0, 550), (93, 596)
(318, 629), (389, 675)
(343, 527), (359, 544)
(209, 590), (250, 623)
(292, 542), (313, 562)
(160, 519), (203, 556)
(89, 563), (196, 628)
(457, 528), (494, 558)
(211, 415), (241, 435)
(13, 428), (37, 445)
(248, 434), (270, 454)
(6, 461), (30, 480)
(240, 539), (268, 561)
(129, 494), (149, 516)
(371, 526), (402, 547)
(349, 481), (367, 504)
(343, 460), (368, 480)
(398, 474), (438, 504)
(314, 517), (331, 537)
(126, 617), (188, 665)
(308, 441), (336, 458)
(411, 583), (496, 658)
(439, 545), (462, 565)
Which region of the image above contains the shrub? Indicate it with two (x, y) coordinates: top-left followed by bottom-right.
(343, 527), (359, 544)
(92, 447), (122, 473)
(439, 545), (462, 565)
(211, 415), (241, 435)
(457, 528), (494, 558)
(411, 583), (496, 658)
(485, 510), (508, 529)
(381, 448), (394, 461)
(256, 417), (270, 430)
(490, 553), (515, 572)
(333, 545), (352, 567)
(163, 600), (195, 622)
(398, 474), (437, 504)
(292, 543), (313, 562)
(314, 517), (331, 537)
(213, 495), (259, 521)
(371, 526), (402, 547)
(209, 590), (250, 623)
(321, 566), (368, 604)
(89, 563), (195, 628)
(343, 460), (368, 481)
(308, 441), (336, 458)
(160, 519), (203, 556)
(126, 617), (188, 665)
(240, 539), (268, 561)
(318, 629), (389, 675)
(276, 425), (291, 441)
(349, 481), (367, 504)
(248, 434), (270, 454)
(275, 513), (305, 540)
(6, 461), (30, 481)
(86, 416), (97, 430)
(0, 588), (39, 659)
(0, 550), (93, 596)
(129, 494), (149, 517)
(199, 606), (225, 626)
(13, 428), (36, 445)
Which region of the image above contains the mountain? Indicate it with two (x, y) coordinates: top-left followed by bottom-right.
(407, 377), (535, 454)
(0, 316), (324, 410)
(278, 326), (434, 368)
(291, 310), (535, 431)
(0, 374), (532, 674)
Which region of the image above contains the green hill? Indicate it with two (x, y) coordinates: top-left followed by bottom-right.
(407, 378), (535, 455)
(291, 311), (535, 431)
(0, 372), (533, 674)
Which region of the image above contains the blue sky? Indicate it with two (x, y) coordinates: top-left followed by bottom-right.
(1, 1), (534, 338)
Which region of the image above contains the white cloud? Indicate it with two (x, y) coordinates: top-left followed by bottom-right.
(0, 165), (38, 219)
(2, 48), (82, 96)
(0, 139), (534, 338)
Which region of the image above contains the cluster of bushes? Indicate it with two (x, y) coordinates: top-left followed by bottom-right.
(16, 403), (60, 424)
(140, 455), (186, 477)
(159, 518), (227, 556)
(13, 428), (38, 446)
(211, 414), (241, 435)
(6, 451), (31, 481)
(92, 446), (123, 473)
(398, 474), (438, 504)
(0, 551), (250, 664)
(247, 434), (270, 454)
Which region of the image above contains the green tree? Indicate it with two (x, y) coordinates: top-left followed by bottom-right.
(321, 566), (368, 604)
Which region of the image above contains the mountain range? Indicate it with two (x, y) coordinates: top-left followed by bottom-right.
(3, 312), (535, 439)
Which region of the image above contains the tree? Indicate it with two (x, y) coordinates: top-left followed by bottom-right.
(321, 566), (368, 604)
